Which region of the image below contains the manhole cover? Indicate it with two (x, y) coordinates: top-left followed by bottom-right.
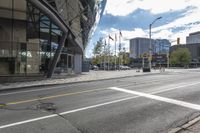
(36, 103), (56, 112)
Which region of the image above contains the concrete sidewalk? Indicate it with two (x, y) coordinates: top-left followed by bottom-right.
(0, 69), (160, 91)
(1, 68), (199, 91)
(170, 115), (200, 133)
(178, 118), (200, 133)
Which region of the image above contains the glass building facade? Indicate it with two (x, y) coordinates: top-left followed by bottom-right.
(0, 0), (106, 77)
(130, 38), (171, 58)
(154, 39), (171, 55)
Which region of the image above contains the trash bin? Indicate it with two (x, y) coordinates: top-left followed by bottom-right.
(143, 67), (151, 72)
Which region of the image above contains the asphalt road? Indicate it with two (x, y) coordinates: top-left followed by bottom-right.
(1, 70), (200, 133)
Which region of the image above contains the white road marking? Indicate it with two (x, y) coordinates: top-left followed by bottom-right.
(1, 81), (200, 129)
(143, 81), (200, 94)
(0, 96), (139, 129)
(110, 87), (200, 110)
(0, 75), (186, 96)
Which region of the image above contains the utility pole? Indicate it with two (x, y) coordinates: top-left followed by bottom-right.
(104, 40), (106, 70)
(167, 52), (170, 68)
(118, 33), (122, 70)
(149, 17), (162, 70)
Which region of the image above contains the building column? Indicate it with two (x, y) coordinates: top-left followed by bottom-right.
(47, 34), (68, 78)
(74, 54), (82, 74)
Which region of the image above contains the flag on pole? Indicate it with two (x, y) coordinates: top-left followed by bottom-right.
(109, 35), (114, 41)
(119, 30), (122, 37)
(119, 30), (122, 51)
(115, 34), (117, 42)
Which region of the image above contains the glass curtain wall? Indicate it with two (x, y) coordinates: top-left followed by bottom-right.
(0, 0), (63, 76)
(27, 1), (63, 75)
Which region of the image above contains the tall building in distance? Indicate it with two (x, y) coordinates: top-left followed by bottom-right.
(129, 38), (155, 58)
(186, 31), (200, 44)
(0, 0), (106, 78)
(154, 39), (171, 54)
(129, 37), (171, 58)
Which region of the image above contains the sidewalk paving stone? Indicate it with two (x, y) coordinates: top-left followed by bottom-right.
(0, 69), (160, 91)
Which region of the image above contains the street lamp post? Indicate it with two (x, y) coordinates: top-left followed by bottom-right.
(167, 52), (169, 68)
(149, 17), (162, 70)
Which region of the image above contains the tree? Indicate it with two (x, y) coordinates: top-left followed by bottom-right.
(92, 38), (103, 65)
(93, 38), (103, 57)
(170, 48), (191, 67)
(118, 52), (130, 65)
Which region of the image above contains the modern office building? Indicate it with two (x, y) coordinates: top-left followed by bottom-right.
(129, 37), (170, 58)
(0, 0), (106, 78)
(154, 39), (171, 54)
(186, 31), (200, 44)
(129, 37), (155, 58)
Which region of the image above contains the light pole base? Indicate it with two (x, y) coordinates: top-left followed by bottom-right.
(142, 67), (151, 72)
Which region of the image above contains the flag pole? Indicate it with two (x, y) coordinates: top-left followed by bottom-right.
(119, 30), (122, 70)
(108, 37), (110, 70)
(115, 34), (117, 70)
(104, 39), (106, 71)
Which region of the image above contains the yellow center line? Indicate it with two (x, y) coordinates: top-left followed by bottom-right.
(4, 88), (106, 106)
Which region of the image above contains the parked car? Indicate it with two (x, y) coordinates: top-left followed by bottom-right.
(91, 65), (99, 70)
(119, 65), (131, 70)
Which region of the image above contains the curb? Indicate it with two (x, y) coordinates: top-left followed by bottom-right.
(0, 72), (160, 92)
(169, 115), (200, 133)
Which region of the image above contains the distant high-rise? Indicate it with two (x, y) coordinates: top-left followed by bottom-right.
(186, 31), (200, 44)
(129, 38), (154, 58)
(154, 39), (171, 54)
(129, 38), (171, 58)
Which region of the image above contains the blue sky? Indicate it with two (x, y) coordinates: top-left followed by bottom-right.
(85, 0), (200, 57)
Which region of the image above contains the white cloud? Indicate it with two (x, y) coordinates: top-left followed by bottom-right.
(150, 7), (200, 44)
(99, 15), (200, 54)
(105, 0), (200, 16)
(100, 30), (109, 35)
(152, 8), (200, 32)
(85, 0), (200, 57)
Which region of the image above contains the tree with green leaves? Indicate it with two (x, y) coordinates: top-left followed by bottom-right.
(92, 38), (103, 65)
(93, 38), (103, 57)
(170, 48), (191, 67)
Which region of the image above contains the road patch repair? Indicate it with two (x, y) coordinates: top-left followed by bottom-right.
(1, 81), (200, 130)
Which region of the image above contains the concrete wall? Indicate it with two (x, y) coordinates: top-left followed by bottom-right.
(0, 0), (26, 20)
(26, 39), (40, 74)
(74, 54), (82, 74)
